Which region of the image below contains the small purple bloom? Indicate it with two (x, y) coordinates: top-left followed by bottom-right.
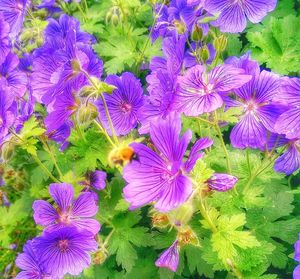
(275, 77), (300, 140)
(88, 170), (107, 190)
(294, 266), (300, 279)
(44, 87), (79, 134)
(175, 64), (252, 116)
(0, 52), (27, 97)
(155, 240), (179, 272)
(97, 72), (144, 136)
(207, 173), (238, 192)
(34, 227), (98, 278)
(33, 183), (100, 234)
(204, 0), (277, 33)
(0, 0), (29, 38)
(47, 122), (71, 151)
(226, 54), (284, 149)
(15, 240), (50, 279)
(123, 113), (213, 212)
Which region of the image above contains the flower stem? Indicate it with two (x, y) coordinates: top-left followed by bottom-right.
(213, 112), (232, 174)
(32, 155), (60, 183)
(93, 119), (116, 147)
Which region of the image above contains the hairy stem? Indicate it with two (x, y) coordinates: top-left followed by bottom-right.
(32, 155), (60, 183)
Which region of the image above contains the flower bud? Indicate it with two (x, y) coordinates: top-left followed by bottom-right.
(93, 249), (108, 265)
(71, 59), (81, 72)
(213, 35), (227, 53)
(151, 212), (169, 228)
(207, 173), (238, 192)
(177, 227), (200, 247)
(199, 45), (210, 63)
(77, 103), (98, 123)
(191, 25), (203, 42)
(1, 142), (15, 162)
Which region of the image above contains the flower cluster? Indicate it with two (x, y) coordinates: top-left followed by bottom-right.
(1, 0), (300, 277)
(16, 183), (101, 278)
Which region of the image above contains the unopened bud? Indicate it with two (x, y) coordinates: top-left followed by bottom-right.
(80, 86), (96, 97)
(213, 35), (227, 53)
(71, 59), (81, 72)
(207, 173), (238, 192)
(177, 227), (200, 247)
(191, 25), (203, 42)
(93, 249), (108, 265)
(151, 212), (169, 228)
(78, 103), (98, 123)
(199, 45), (210, 63)
(1, 142), (15, 161)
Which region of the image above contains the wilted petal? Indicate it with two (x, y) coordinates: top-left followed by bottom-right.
(155, 241), (179, 272)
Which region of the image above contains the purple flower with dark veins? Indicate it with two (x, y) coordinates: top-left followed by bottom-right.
(155, 240), (179, 272)
(203, 0), (277, 33)
(33, 183), (100, 234)
(275, 77), (300, 140)
(15, 240), (50, 279)
(97, 72), (144, 136)
(175, 64), (252, 116)
(226, 54), (284, 149)
(0, 0), (30, 38)
(123, 113), (213, 212)
(34, 227), (98, 278)
(0, 52), (27, 98)
(88, 170), (107, 191)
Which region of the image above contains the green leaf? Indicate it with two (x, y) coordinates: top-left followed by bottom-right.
(246, 15), (300, 75)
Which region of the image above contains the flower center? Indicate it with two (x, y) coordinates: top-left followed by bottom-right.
(119, 102), (132, 113)
(245, 100), (258, 114)
(58, 239), (69, 252)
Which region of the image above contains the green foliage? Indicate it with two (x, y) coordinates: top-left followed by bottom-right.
(247, 15), (300, 75)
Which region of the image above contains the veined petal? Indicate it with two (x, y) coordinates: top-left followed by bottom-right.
(257, 104), (286, 132)
(255, 70), (280, 103)
(32, 200), (58, 226)
(274, 145), (300, 175)
(49, 183), (74, 212)
(275, 108), (300, 139)
(230, 113), (267, 149)
(155, 174), (193, 212)
(244, 0), (277, 23)
(72, 192), (98, 218)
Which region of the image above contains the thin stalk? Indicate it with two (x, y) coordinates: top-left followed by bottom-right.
(40, 139), (63, 179)
(75, 2), (87, 22)
(72, 116), (87, 142)
(136, 2), (165, 67)
(213, 112), (232, 174)
(93, 119), (116, 147)
(103, 228), (115, 247)
(81, 70), (119, 145)
(32, 155), (60, 183)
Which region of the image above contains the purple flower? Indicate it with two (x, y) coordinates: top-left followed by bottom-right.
(0, 0), (29, 38)
(15, 240), (50, 279)
(34, 227), (98, 278)
(44, 86), (79, 134)
(33, 183), (100, 234)
(88, 170), (107, 190)
(204, 0), (277, 33)
(226, 54), (284, 149)
(294, 235), (300, 279)
(275, 77), (300, 140)
(47, 122), (71, 151)
(0, 52), (27, 97)
(0, 85), (16, 142)
(123, 113), (213, 212)
(0, 13), (10, 64)
(274, 139), (300, 175)
(97, 72), (144, 136)
(175, 64), (252, 116)
(207, 173), (238, 192)
(155, 240), (179, 272)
